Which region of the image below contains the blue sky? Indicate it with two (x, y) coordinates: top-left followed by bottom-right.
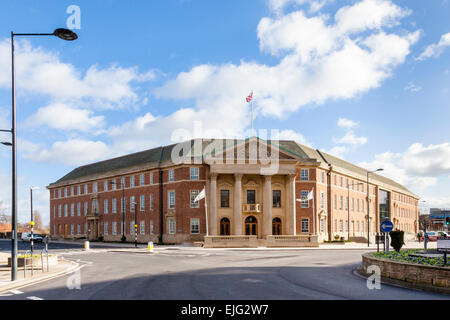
(0, 0), (449, 224)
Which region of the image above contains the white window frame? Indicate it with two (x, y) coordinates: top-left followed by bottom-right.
(168, 218), (175, 234)
(140, 174), (145, 186)
(169, 169), (174, 182)
(104, 222), (108, 235)
(104, 199), (109, 214)
(190, 167), (199, 180)
(140, 220), (145, 235)
(190, 190), (199, 208)
(300, 191), (309, 208)
(112, 222), (117, 235)
(130, 196), (135, 211)
(112, 198), (117, 213)
(168, 191), (175, 209)
(301, 218), (309, 233)
(140, 195), (145, 211)
(130, 220), (135, 235)
(190, 218), (200, 234)
(300, 169), (309, 181)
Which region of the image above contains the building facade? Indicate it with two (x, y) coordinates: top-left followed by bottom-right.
(47, 138), (420, 246)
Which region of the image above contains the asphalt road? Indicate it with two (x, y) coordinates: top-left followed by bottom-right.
(0, 239), (129, 252)
(0, 247), (448, 300)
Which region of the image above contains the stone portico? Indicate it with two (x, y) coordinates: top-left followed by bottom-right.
(203, 147), (318, 247)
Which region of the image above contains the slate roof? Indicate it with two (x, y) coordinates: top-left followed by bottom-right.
(49, 138), (307, 186)
(48, 138), (418, 198)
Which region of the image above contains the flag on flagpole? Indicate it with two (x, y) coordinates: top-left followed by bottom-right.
(307, 190), (314, 200)
(246, 91), (253, 103)
(194, 188), (205, 203)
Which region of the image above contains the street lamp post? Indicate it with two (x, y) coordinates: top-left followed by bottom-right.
(6, 28), (77, 281)
(367, 168), (383, 247)
(29, 187), (40, 255)
(419, 200), (427, 249)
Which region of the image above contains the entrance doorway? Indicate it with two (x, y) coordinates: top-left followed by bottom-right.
(220, 218), (230, 236)
(272, 218), (281, 235)
(245, 216), (258, 236)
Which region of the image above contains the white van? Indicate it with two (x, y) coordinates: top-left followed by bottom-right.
(21, 232), (43, 242)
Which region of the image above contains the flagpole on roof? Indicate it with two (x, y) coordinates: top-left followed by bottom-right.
(251, 92), (254, 137)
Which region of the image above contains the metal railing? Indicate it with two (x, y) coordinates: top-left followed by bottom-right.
(242, 203), (262, 213)
(41, 248), (49, 272)
(23, 250), (32, 277)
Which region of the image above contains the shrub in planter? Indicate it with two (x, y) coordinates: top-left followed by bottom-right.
(334, 234), (340, 241)
(389, 230), (405, 252)
(98, 235), (104, 242)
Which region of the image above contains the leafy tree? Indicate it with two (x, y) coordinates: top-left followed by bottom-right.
(389, 230), (405, 252)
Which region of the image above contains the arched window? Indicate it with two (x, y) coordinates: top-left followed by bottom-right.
(272, 218), (281, 235)
(245, 216), (258, 236)
(220, 218), (230, 236)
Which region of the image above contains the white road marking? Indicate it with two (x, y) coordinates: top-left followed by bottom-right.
(27, 296), (43, 300)
(9, 289), (23, 295)
(0, 293), (13, 297)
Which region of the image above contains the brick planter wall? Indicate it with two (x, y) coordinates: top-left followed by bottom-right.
(362, 253), (450, 289)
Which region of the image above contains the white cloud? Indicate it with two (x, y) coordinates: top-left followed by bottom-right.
(404, 81), (422, 93)
(157, 0), (419, 122)
(24, 139), (111, 166)
(25, 103), (105, 132)
(334, 0), (411, 35)
(0, 39), (155, 109)
(278, 129), (311, 145)
(400, 142), (450, 176)
(416, 32), (450, 61)
(335, 131), (368, 146)
(337, 117), (358, 129)
(327, 145), (348, 158)
(358, 142), (450, 192)
(268, 0), (330, 15)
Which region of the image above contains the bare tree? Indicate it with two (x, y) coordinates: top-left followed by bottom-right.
(0, 201), (10, 224)
(33, 210), (43, 230)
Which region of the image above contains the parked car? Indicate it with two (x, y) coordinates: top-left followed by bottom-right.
(21, 232), (43, 243)
(437, 231), (449, 238)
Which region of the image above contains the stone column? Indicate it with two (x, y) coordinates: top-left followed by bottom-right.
(210, 173), (218, 235)
(288, 174), (296, 235)
(234, 173), (243, 235)
(264, 175), (273, 237)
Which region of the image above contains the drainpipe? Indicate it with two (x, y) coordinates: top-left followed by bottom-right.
(158, 147), (165, 245)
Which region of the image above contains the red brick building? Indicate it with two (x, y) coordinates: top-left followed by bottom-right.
(47, 138), (419, 246)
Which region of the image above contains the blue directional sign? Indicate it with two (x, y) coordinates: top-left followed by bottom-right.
(380, 220), (394, 233)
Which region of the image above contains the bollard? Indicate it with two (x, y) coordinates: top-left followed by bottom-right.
(147, 241), (154, 253)
(84, 240), (90, 251)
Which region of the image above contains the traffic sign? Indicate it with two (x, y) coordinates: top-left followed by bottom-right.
(380, 220), (394, 233)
